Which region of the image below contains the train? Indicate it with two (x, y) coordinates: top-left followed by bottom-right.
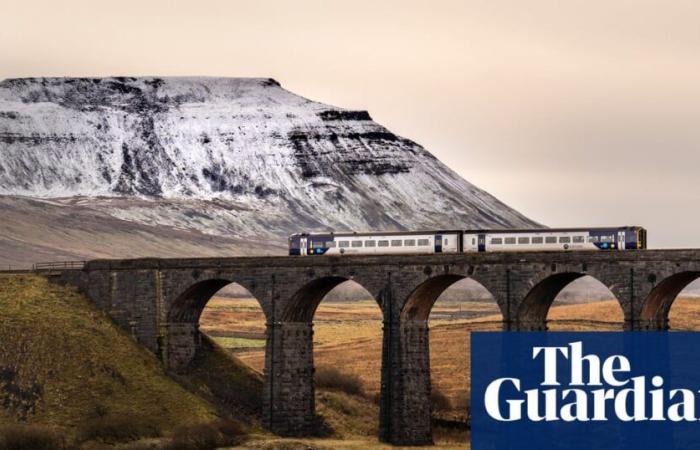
(288, 226), (647, 256)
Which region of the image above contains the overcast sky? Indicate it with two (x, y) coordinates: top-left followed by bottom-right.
(2, 0), (699, 248)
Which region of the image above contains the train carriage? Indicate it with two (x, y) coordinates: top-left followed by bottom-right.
(289, 230), (462, 256)
(463, 226), (647, 253)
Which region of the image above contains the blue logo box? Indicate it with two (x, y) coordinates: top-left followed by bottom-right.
(471, 332), (700, 450)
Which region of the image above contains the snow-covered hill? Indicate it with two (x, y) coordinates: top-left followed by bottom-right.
(0, 77), (538, 260)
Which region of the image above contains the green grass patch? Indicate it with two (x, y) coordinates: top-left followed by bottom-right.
(211, 336), (266, 350)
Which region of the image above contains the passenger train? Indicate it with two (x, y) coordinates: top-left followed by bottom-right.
(288, 227), (647, 256)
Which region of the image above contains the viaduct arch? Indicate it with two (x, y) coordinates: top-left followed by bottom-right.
(640, 271), (700, 330)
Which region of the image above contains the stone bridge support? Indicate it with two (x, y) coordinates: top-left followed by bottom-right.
(380, 270), (508, 445)
(263, 321), (315, 435)
(379, 319), (432, 445)
(377, 273), (437, 445)
(165, 322), (201, 370)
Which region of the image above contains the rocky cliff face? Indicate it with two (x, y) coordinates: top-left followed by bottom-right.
(0, 77), (538, 260)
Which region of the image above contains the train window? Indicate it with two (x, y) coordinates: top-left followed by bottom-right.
(518, 237), (530, 244)
(532, 237), (544, 244)
(418, 239), (430, 246)
(472, 238), (476, 245)
(378, 240), (389, 247)
(559, 236), (571, 243)
(545, 236), (557, 244)
(351, 241), (363, 247)
(573, 236), (584, 243)
(312, 241), (325, 248)
(444, 239), (449, 245)
(601, 235), (614, 243)
(505, 237), (516, 245)
(326, 241), (336, 248)
(491, 238), (503, 245)
(391, 240), (403, 247)
(339, 241), (350, 248)
(588, 236), (598, 243)
(404, 239), (416, 246)
(365, 240), (376, 247)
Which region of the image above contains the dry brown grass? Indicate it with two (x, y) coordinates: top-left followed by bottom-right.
(669, 297), (700, 330)
(546, 299), (624, 330)
(201, 295), (700, 421)
(315, 367), (364, 397)
(0, 424), (67, 450)
(164, 419), (246, 450)
(77, 414), (161, 444)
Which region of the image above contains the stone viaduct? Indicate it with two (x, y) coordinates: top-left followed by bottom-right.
(52, 250), (700, 445)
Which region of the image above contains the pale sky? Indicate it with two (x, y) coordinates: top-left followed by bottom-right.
(2, 0), (699, 248)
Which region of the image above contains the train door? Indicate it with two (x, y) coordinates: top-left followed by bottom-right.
(442, 234), (459, 253)
(463, 234), (478, 252)
(300, 236), (308, 256)
(617, 230), (625, 251)
(435, 235), (443, 253)
(478, 234), (486, 252)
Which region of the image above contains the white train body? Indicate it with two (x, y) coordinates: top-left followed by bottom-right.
(294, 231), (461, 256)
(289, 227), (647, 256)
(462, 229), (617, 252)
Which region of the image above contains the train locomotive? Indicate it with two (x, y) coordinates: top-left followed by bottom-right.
(288, 227), (647, 256)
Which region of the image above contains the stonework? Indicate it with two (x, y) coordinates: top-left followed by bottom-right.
(51, 250), (700, 444)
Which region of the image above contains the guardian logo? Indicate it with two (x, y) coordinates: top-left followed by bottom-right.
(485, 341), (699, 423)
(471, 333), (700, 450)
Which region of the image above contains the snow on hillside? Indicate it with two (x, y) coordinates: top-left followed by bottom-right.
(0, 77), (539, 247)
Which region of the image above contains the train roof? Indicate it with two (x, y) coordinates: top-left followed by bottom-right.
(289, 229), (464, 238)
(465, 226), (646, 234)
(289, 226), (646, 238)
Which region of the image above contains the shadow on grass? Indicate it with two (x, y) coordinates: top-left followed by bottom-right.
(170, 334), (263, 423)
(0, 424), (67, 450)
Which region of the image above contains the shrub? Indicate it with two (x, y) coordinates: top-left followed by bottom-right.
(78, 414), (160, 443)
(431, 388), (452, 412)
(165, 419), (245, 450)
(315, 367), (363, 396)
(317, 391), (361, 417)
(453, 391), (470, 412)
(0, 424), (66, 450)
(432, 422), (468, 443)
(211, 419), (244, 439)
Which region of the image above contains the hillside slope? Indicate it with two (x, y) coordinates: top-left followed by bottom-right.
(0, 274), (221, 431)
(0, 196), (285, 268)
(0, 77), (539, 267)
